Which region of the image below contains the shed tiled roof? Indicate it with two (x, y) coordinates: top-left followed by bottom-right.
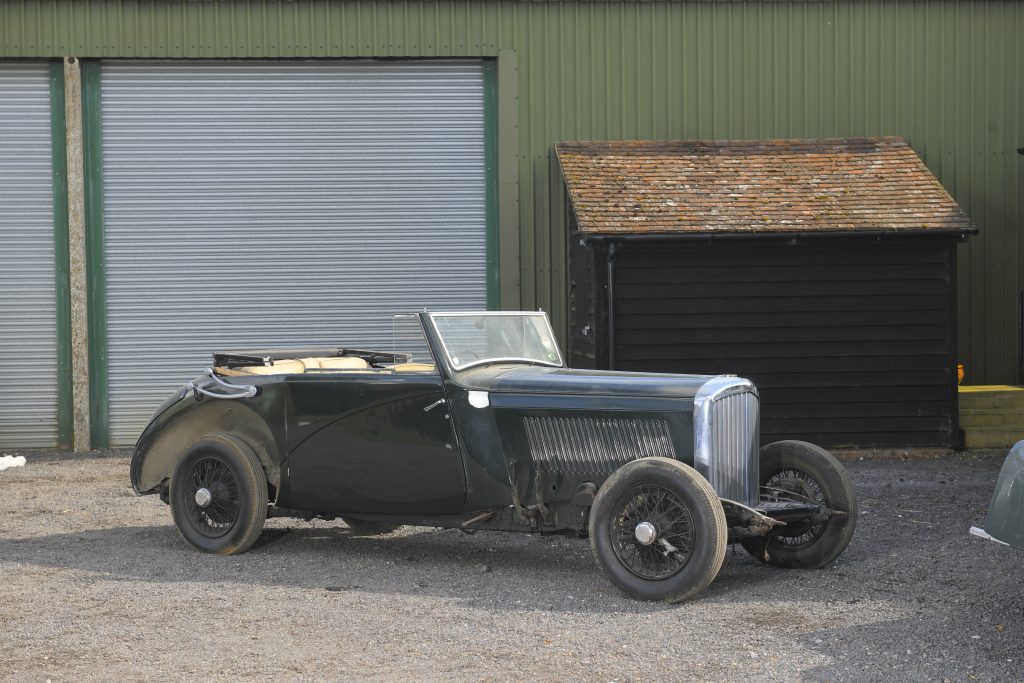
(555, 137), (976, 235)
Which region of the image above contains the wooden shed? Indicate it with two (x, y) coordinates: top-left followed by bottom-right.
(558, 138), (977, 449)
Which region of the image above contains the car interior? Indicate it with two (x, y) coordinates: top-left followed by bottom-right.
(215, 356), (436, 376)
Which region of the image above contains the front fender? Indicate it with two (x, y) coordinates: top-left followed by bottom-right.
(129, 379), (286, 498)
(976, 441), (1024, 550)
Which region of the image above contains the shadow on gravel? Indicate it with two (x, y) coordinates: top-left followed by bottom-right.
(0, 523), (688, 613)
(4, 452), (1011, 620)
(0, 518), (855, 613)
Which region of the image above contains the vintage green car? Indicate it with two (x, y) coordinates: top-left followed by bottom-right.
(131, 311), (857, 603)
(970, 440), (1024, 550)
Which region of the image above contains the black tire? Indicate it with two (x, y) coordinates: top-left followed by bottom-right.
(740, 440), (857, 569)
(589, 457), (727, 603)
(169, 433), (268, 555)
(341, 517), (401, 536)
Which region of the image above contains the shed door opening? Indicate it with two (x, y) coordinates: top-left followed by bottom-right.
(100, 60), (487, 445)
(0, 63), (59, 447)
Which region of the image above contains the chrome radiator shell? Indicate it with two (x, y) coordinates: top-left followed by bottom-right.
(693, 376), (760, 507)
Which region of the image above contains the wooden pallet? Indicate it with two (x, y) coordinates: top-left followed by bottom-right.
(959, 385), (1024, 449)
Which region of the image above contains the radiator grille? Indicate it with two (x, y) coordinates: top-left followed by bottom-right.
(694, 377), (760, 506)
(709, 391), (760, 504)
(524, 416), (675, 474)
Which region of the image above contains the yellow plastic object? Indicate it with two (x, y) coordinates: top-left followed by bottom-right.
(958, 384), (1024, 393)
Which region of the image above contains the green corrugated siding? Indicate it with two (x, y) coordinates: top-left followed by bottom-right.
(4, 0), (1022, 383)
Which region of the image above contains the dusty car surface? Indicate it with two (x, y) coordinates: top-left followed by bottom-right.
(131, 311), (858, 603)
(971, 440), (1024, 550)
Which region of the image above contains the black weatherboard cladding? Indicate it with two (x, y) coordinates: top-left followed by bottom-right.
(570, 236), (959, 449)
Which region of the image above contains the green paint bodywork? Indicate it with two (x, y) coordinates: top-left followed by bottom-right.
(285, 372), (465, 514)
(130, 313), (711, 527)
(976, 443), (1024, 550)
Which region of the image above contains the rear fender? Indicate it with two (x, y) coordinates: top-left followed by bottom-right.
(131, 399), (281, 500)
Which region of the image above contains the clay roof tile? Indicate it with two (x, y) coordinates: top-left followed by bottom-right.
(554, 137), (976, 235)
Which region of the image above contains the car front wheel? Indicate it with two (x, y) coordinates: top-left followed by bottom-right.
(740, 440), (857, 568)
(169, 433), (268, 555)
(589, 457), (727, 603)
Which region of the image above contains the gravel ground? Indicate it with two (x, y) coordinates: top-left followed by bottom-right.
(0, 449), (1020, 682)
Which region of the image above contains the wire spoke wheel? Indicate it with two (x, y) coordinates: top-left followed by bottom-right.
(590, 458), (726, 603)
(183, 456), (241, 538)
(762, 467), (828, 548)
(170, 434), (268, 555)
(611, 484), (696, 580)
(740, 440), (857, 569)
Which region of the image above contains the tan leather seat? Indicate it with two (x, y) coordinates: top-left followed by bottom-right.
(317, 357), (370, 370)
(391, 363), (436, 373)
(237, 359), (306, 375)
(219, 356), (370, 376)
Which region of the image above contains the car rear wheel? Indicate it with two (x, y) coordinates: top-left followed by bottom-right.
(589, 457), (727, 603)
(169, 434), (268, 555)
(740, 440), (857, 568)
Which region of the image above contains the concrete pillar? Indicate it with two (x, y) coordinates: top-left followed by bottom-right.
(64, 57), (91, 452)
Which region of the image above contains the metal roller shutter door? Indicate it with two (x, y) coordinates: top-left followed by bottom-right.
(100, 60), (487, 445)
(0, 63), (59, 448)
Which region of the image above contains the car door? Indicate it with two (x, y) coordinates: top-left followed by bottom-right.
(284, 370), (467, 515)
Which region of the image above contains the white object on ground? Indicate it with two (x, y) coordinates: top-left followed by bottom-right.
(970, 525), (1009, 546)
(0, 455), (27, 471)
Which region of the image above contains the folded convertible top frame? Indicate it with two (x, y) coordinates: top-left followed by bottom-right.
(187, 368), (258, 400)
(212, 348), (411, 369)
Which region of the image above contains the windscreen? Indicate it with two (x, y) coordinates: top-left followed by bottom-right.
(429, 313), (563, 370)
(391, 314), (435, 365)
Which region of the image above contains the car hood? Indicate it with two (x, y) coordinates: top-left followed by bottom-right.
(462, 365), (717, 400)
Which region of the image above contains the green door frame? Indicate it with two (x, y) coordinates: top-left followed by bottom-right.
(483, 58), (499, 310)
(81, 60), (109, 448)
(49, 60), (73, 449)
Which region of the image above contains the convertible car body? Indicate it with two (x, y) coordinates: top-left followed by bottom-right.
(131, 311), (857, 602)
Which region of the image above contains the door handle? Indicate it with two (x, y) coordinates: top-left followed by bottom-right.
(423, 398), (447, 412)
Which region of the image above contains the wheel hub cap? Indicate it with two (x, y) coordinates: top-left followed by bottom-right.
(194, 487), (213, 508)
(634, 521), (658, 546)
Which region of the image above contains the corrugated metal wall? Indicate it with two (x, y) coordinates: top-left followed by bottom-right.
(100, 60), (486, 444)
(2, 0), (1022, 385)
(0, 63), (59, 447)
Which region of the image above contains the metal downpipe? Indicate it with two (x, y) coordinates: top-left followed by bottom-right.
(606, 241), (619, 370)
